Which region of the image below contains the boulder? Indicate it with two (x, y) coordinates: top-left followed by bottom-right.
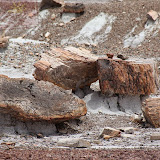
(142, 97), (160, 128)
(97, 58), (158, 96)
(34, 46), (98, 90)
(0, 75), (87, 122)
(40, 0), (64, 11)
(63, 3), (85, 13)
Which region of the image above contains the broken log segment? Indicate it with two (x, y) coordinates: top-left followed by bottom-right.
(97, 58), (158, 96)
(142, 97), (160, 128)
(34, 46), (98, 90)
(0, 75), (87, 122)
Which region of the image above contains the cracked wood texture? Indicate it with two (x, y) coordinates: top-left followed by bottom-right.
(34, 47), (98, 90)
(142, 97), (160, 128)
(97, 58), (158, 96)
(0, 75), (87, 122)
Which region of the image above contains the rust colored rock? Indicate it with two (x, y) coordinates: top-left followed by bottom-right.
(40, 0), (64, 11)
(142, 97), (160, 128)
(0, 75), (87, 122)
(97, 58), (158, 96)
(106, 53), (114, 59)
(63, 3), (85, 13)
(147, 10), (159, 21)
(34, 46), (98, 90)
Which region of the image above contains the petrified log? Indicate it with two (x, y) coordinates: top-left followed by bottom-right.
(34, 47), (98, 90)
(40, 0), (64, 11)
(63, 3), (85, 13)
(0, 75), (87, 122)
(97, 58), (158, 96)
(142, 97), (160, 128)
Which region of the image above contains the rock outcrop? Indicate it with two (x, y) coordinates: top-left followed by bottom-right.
(63, 3), (85, 13)
(0, 75), (87, 122)
(97, 58), (158, 96)
(142, 97), (160, 128)
(34, 46), (98, 90)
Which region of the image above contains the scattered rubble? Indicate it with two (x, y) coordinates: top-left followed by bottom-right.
(34, 46), (98, 90)
(142, 96), (160, 128)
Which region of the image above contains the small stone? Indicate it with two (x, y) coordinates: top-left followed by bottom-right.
(99, 127), (121, 138)
(63, 3), (85, 13)
(147, 10), (159, 21)
(57, 138), (91, 148)
(150, 133), (160, 140)
(117, 54), (128, 60)
(51, 14), (56, 20)
(59, 23), (64, 27)
(45, 32), (51, 38)
(37, 133), (44, 138)
(35, 53), (39, 56)
(106, 53), (114, 59)
(118, 127), (138, 134)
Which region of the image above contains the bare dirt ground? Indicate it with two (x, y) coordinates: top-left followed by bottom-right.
(0, 0), (160, 159)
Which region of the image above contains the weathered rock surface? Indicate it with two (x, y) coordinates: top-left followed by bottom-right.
(97, 58), (158, 96)
(40, 0), (64, 11)
(0, 75), (87, 122)
(63, 3), (85, 13)
(34, 46), (98, 90)
(142, 97), (160, 128)
(57, 138), (91, 148)
(150, 133), (160, 140)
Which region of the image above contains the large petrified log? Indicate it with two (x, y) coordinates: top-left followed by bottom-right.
(97, 58), (158, 96)
(34, 47), (98, 90)
(0, 75), (87, 122)
(142, 97), (160, 128)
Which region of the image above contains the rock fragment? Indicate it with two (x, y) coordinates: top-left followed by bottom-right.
(40, 0), (64, 11)
(0, 37), (9, 48)
(34, 46), (98, 90)
(97, 58), (158, 96)
(147, 10), (159, 21)
(100, 127), (121, 139)
(142, 97), (160, 128)
(150, 133), (160, 140)
(57, 138), (91, 148)
(63, 3), (85, 13)
(0, 75), (87, 122)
